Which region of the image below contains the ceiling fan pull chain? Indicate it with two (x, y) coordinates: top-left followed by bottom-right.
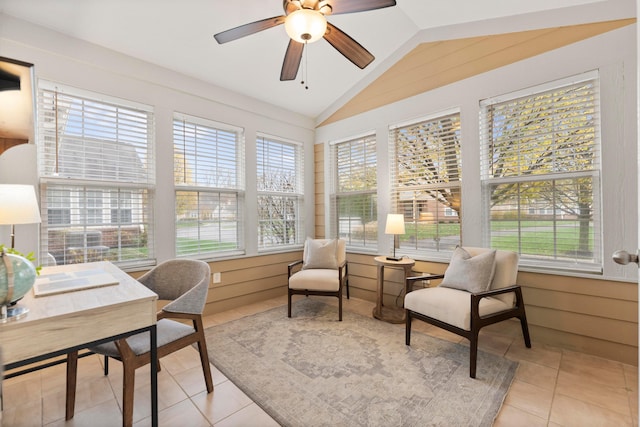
(301, 40), (309, 90)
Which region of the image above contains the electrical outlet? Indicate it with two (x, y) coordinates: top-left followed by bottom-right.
(213, 272), (221, 283)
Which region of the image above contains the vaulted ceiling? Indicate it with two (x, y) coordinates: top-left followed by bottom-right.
(0, 0), (635, 127)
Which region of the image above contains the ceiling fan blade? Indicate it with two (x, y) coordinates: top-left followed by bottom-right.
(214, 16), (286, 44)
(323, 23), (374, 69)
(330, 0), (396, 15)
(280, 39), (304, 81)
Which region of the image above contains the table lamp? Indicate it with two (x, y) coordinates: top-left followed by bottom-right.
(385, 213), (405, 261)
(0, 185), (41, 322)
(0, 184), (42, 249)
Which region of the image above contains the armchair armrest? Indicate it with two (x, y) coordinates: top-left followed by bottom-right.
(473, 284), (520, 298)
(470, 284), (525, 319)
(405, 273), (444, 295)
(338, 260), (348, 284)
(288, 260), (303, 278)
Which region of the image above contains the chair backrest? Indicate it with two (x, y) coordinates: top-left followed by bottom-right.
(302, 238), (346, 269)
(464, 247), (519, 305)
(138, 259), (211, 314)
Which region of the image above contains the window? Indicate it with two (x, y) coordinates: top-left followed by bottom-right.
(38, 82), (155, 267)
(256, 134), (304, 250)
(173, 114), (245, 258)
(330, 134), (377, 249)
(480, 72), (602, 272)
(390, 111), (462, 256)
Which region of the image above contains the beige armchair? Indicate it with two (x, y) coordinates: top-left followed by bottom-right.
(405, 246), (531, 378)
(288, 238), (349, 321)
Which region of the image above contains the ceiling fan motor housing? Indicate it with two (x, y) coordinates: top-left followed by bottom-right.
(284, 0), (333, 16)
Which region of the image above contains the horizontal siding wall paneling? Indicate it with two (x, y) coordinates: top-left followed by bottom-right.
(206, 288), (286, 316)
(523, 287), (637, 323)
(526, 306), (637, 347)
(344, 253), (377, 300)
(202, 252), (301, 314)
(518, 271), (638, 301)
(210, 274), (286, 303)
(530, 324), (637, 366)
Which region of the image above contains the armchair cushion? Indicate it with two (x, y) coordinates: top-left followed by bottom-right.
(439, 246), (496, 293)
(405, 287), (512, 330)
(303, 238), (338, 270)
(289, 269), (340, 292)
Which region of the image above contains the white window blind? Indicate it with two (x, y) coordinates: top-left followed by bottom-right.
(173, 114), (245, 258)
(330, 134), (377, 249)
(256, 134), (304, 250)
(480, 72), (602, 272)
(38, 82), (155, 268)
(389, 111), (462, 256)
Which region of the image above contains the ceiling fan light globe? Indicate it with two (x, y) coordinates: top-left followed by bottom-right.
(284, 9), (327, 43)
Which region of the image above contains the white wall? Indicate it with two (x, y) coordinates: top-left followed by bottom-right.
(316, 25), (638, 283)
(0, 13), (317, 263)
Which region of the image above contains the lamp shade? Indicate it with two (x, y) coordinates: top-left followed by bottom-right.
(385, 214), (405, 235)
(0, 184), (41, 225)
(284, 9), (327, 43)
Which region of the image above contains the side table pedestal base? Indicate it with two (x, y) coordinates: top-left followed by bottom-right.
(372, 305), (405, 324)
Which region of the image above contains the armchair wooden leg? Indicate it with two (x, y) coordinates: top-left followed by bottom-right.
(469, 329), (479, 379)
(287, 290), (292, 318)
(520, 314), (532, 348)
(405, 311), (412, 345)
(338, 293), (343, 321)
(65, 350), (78, 420)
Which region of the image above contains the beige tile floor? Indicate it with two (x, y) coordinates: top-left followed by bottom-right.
(2, 295), (638, 426)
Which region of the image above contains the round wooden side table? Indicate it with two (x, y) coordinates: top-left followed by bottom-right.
(372, 256), (415, 324)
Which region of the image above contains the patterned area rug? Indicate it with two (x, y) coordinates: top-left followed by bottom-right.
(205, 299), (516, 427)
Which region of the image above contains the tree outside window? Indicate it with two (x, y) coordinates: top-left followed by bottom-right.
(256, 135), (303, 249)
(480, 72), (601, 271)
(390, 112), (462, 254)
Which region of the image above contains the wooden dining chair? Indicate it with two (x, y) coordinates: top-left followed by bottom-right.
(65, 259), (214, 427)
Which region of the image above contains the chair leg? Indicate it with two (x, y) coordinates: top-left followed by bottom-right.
(194, 317), (214, 393)
(405, 311), (412, 345)
(338, 292), (343, 321)
(121, 362), (136, 427)
(346, 278), (350, 299)
(287, 290), (292, 318)
(65, 350), (78, 420)
(520, 314), (532, 348)
(469, 329), (479, 379)
(104, 355), (109, 375)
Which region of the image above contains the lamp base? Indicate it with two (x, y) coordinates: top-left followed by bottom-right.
(386, 256), (402, 261)
(0, 305), (29, 323)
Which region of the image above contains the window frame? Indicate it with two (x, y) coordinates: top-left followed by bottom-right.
(329, 132), (378, 251)
(479, 71), (602, 273)
(173, 113), (245, 259)
(389, 109), (462, 259)
(37, 81), (156, 269)
(255, 133), (304, 252)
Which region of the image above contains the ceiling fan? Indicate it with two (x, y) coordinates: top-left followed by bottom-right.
(214, 0), (397, 81)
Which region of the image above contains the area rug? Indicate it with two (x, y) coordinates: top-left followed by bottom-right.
(205, 299), (517, 427)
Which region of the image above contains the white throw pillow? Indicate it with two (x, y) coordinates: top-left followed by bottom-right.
(303, 238), (338, 270)
(439, 247), (496, 293)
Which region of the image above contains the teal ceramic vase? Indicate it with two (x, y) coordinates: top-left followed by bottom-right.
(0, 252), (37, 305)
